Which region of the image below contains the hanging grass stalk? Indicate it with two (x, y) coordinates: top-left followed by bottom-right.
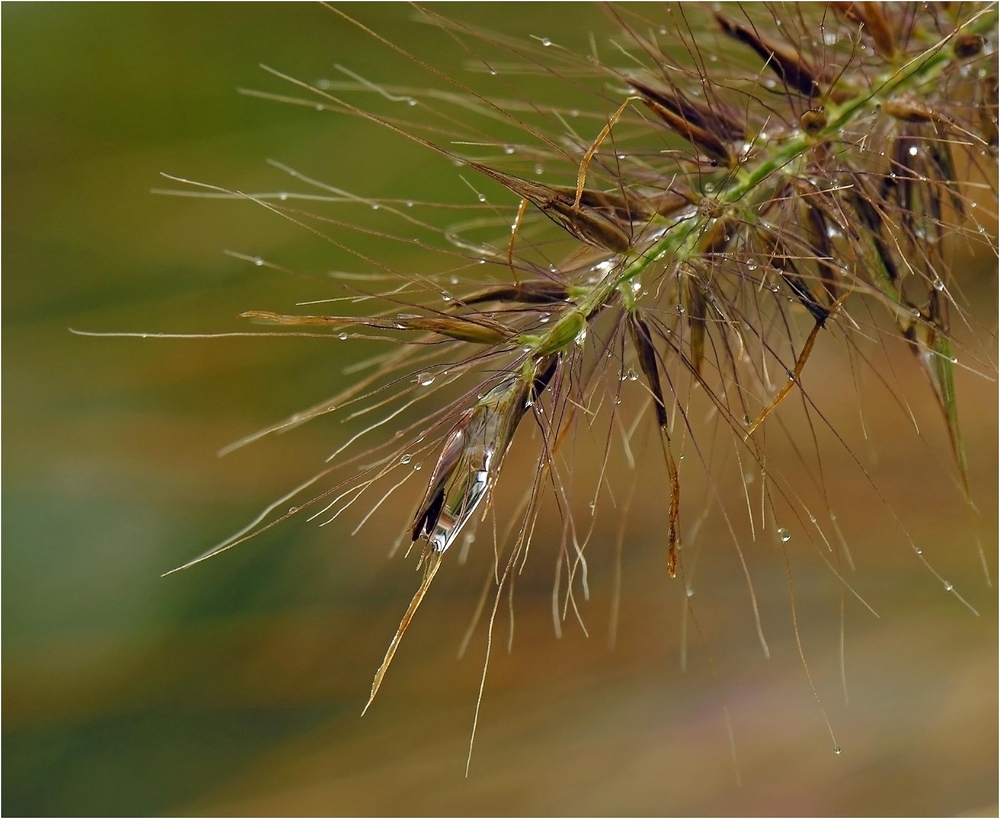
(90, 2), (997, 769)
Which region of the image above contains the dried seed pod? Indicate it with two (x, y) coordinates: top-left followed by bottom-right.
(846, 176), (900, 289)
(980, 74), (999, 146)
(884, 94), (955, 126)
(802, 194), (841, 303)
(799, 106), (828, 136)
(627, 312), (680, 578)
(926, 138), (965, 217)
(412, 356), (556, 553)
(835, 2), (898, 59)
(762, 234), (830, 325)
(241, 310), (511, 345)
(471, 164), (632, 253)
(629, 77), (739, 166)
(463, 280), (570, 306)
(954, 32), (985, 57)
(715, 12), (824, 97)
(683, 272), (708, 376)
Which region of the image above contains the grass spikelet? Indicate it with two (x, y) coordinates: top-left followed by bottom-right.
(132, 2), (998, 771)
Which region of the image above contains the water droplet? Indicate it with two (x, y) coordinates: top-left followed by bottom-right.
(489, 68), (497, 76)
(915, 548), (923, 555)
(371, 203), (380, 210)
(778, 527), (792, 542)
(744, 472), (755, 485)
(315, 103), (324, 111)
(478, 258), (486, 265)
(575, 328), (588, 346)
(338, 332), (348, 341)
(538, 314), (550, 324)
(288, 506), (299, 514)
(908, 145), (919, 157)
(416, 372), (435, 386)
(413, 463), (422, 471)
(405, 200), (414, 208)
(407, 98), (417, 107)
(933, 279), (945, 291)
(823, 31), (838, 45)
(400, 454), (412, 464)
(834, 746), (842, 756)
(540, 37), (552, 46)
(441, 291), (453, 302)
(746, 260), (758, 271)
(569, 109), (579, 117)
(278, 192), (288, 201)
(686, 588), (695, 598)
(252, 257), (263, 266)
(944, 581), (954, 592)
(534, 163), (544, 175)
(477, 193), (486, 202)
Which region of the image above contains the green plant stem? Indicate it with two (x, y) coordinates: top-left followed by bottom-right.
(522, 10), (997, 355)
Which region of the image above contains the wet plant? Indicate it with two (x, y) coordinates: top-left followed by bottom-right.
(77, 2), (999, 772)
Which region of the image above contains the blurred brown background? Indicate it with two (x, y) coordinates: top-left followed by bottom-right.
(3, 4), (997, 816)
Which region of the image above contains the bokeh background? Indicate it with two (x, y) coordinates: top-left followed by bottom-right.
(3, 4), (997, 816)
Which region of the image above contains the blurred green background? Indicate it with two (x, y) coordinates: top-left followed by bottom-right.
(3, 4), (997, 816)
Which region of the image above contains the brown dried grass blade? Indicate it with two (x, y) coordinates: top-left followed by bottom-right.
(362, 549), (444, 715)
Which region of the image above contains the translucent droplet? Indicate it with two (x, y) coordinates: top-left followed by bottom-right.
(944, 581), (954, 592)
(686, 587), (695, 598)
(503, 145), (515, 155)
(407, 98), (417, 107)
(441, 291), (453, 303)
(744, 472), (755, 485)
(278, 192), (288, 201)
(405, 200), (414, 208)
(908, 145), (919, 157)
(933, 279), (945, 291)
(534, 163), (544, 175)
(338, 332), (348, 341)
(574, 327), (588, 346)
(416, 372), (435, 386)
(413, 463), (422, 471)
(778, 527), (792, 542)
(628, 369), (638, 382)
(400, 454), (412, 464)
(252, 257), (263, 266)
(540, 37), (552, 46)
(834, 746), (842, 756)
(823, 31), (838, 45)
(288, 506), (299, 514)
(477, 193), (486, 202)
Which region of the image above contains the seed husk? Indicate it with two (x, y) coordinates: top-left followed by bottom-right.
(470, 164), (633, 253)
(715, 12), (824, 97)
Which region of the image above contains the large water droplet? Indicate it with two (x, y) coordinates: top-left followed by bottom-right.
(416, 372), (435, 386)
(834, 746), (842, 756)
(338, 332), (348, 340)
(778, 527), (792, 542)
